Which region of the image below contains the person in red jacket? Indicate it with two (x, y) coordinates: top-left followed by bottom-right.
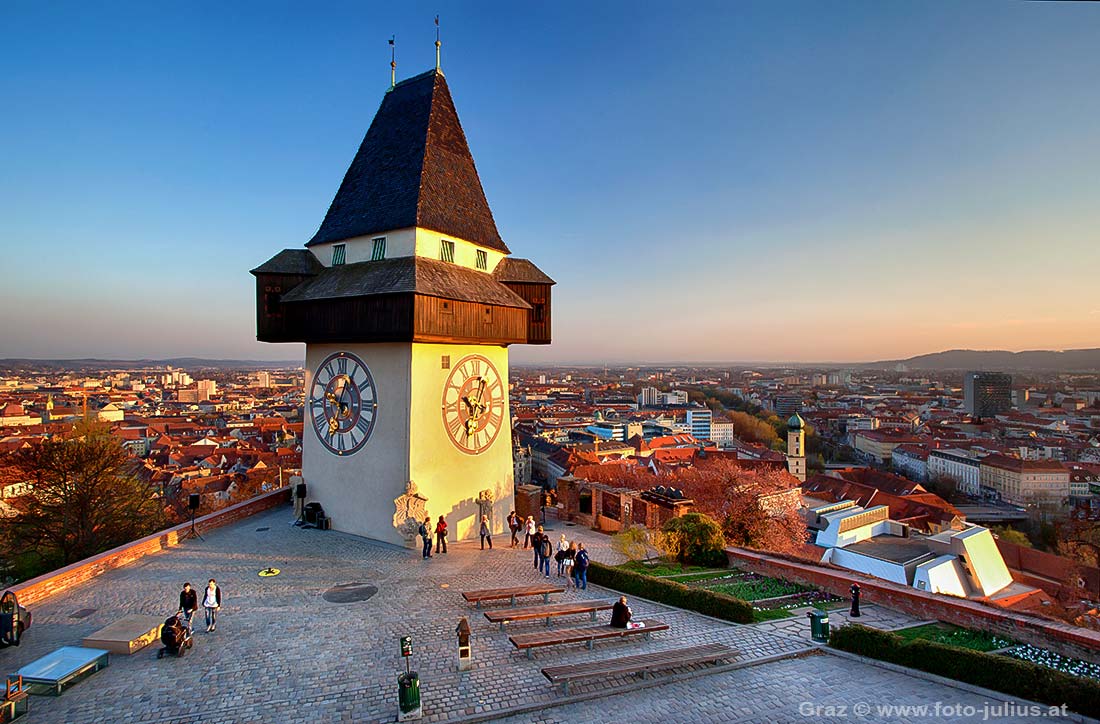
(435, 515), (448, 554)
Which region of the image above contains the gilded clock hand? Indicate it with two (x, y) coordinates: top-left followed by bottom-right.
(327, 415), (339, 436)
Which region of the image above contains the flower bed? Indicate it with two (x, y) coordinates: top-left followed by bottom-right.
(704, 574), (811, 601)
(1002, 644), (1100, 682)
(894, 623), (1015, 653)
(752, 590), (843, 611)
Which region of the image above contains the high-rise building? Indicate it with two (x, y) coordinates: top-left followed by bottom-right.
(251, 67), (553, 544)
(685, 407), (712, 441)
(963, 372), (1012, 418)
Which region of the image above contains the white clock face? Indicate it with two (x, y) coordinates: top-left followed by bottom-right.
(441, 354), (505, 455)
(308, 352), (377, 456)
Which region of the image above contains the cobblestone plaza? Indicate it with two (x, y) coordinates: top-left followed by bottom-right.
(3, 506), (1075, 723)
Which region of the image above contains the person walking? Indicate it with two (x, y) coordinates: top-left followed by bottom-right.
(530, 525), (545, 570)
(555, 533), (570, 577)
(202, 578), (222, 632)
(435, 515), (448, 554)
(523, 516), (536, 549)
(538, 527), (553, 578)
(419, 516), (433, 559)
(507, 511), (520, 548)
(479, 515), (493, 550)
(178, 582), (198, 632)
(574, 543), (589, 590)
(563, 542), (577, 589)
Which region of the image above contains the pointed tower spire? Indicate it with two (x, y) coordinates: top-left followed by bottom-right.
(389, 35), (396, 90)
(434, 16), (441, 72)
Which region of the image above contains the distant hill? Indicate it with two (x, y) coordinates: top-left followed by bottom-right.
(864, 348), (1100, 372)
(0, 357), (302, 371)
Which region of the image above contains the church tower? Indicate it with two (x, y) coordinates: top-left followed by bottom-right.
(786, 413), (806, 482)
(251, 69), (553, 545)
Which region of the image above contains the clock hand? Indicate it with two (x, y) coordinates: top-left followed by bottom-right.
(328, 415), (339, 436)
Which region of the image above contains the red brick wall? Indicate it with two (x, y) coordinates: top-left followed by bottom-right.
(726, 546), (1100, 664)
(11, 487), (291, 608)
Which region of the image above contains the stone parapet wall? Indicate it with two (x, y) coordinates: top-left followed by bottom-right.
(11, 487), (291, 607)
(726, 546), (1100, 664)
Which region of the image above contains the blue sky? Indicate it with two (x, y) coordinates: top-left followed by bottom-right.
(2, 1), (1099, 364)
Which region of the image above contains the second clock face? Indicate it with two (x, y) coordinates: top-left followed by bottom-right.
(442, 354), (505, 454)
(308, 351), (377, 456)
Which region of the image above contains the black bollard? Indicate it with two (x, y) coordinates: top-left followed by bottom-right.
(850, 583), (861, 618)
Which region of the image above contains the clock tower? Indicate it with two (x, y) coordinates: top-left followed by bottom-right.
(251, 69), (553, 545)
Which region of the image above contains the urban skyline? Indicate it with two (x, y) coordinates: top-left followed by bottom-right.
(3, 1), (1099, 363)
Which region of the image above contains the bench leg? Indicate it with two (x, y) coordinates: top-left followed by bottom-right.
(562, 682), (570, 695)
(476, 600), (482, 610)
(527, 649), (533, 660)
(500, 622), (505, 632)
(510, 595), (516, 606)
(543, 593), (550, 603)
(644, 631), (651, 641)
(545, 617), (551, 627)
(586, 639), (593, 650)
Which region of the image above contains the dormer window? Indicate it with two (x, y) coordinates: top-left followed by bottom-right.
(371, 237), (386, 261)
(440, 239), (455, 263)
(331, 244), (346, 266)
(476, 249), (487, 270)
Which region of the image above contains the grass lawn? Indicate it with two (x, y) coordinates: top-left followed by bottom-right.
(619, 560), (727, 577)
(664, 570), (740, 583)
(893, 623), (1017, 652)
(752, 607), (793, 622)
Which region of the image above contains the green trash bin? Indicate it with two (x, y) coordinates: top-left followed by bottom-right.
(398, 672), (420, 713)
(807, 609), (829, 643)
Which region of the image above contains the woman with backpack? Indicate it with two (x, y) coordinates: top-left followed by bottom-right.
(555, 533), (570, 577)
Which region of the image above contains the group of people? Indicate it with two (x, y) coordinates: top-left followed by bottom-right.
(522, 524), (590, 589)
(175, 579), (223, 633)
(416, 511), (592, 590)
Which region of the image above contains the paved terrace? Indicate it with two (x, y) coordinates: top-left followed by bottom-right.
(2, 506), (1075, 723)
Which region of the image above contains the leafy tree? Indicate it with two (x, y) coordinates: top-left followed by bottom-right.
(725, 411), (780, 448)
(0, 421), (166, 581)
(661, 512), (726, 566)
(990, 525), (1031, 548)
(610, 525), (651, 562)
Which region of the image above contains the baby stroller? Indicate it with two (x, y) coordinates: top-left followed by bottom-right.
(156, 612), (193, 658)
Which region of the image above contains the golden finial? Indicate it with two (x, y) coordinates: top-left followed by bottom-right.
(389, 35), (396, 90)
(434, 15), (441, 72)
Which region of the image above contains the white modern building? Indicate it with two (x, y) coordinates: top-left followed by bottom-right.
(927, 448), (985, 497)
(685, 407), (712, 441)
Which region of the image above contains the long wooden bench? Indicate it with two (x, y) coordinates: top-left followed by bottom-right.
(509, 619), (669, 658)
(462, 585), (564, 609)
(483, 600), (615, 631)
(541, 643), (738, 694)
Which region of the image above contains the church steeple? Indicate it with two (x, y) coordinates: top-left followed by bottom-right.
(307, 70), (508, 253)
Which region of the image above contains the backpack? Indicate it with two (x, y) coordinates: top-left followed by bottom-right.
(418, 523), (428, 539)
(540, 538), (553, 558)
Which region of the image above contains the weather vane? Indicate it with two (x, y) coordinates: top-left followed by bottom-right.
(434, 15), (441, 72)
(389, 34), (396, 90)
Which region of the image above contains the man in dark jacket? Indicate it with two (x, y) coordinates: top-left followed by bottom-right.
(574, 543), (590, 590)
(178, 582), (198, 631)
(418, 516), (432, 559)
(610, 596), (632, 628)
(530, 527), (545, 570)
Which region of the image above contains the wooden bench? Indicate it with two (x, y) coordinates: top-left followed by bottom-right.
(462, 585), (564, 609)
(483, 600), (615, 631)
(541, 643), (738, 694)
(509, 619), (669, 658)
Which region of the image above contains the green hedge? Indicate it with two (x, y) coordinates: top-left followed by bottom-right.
(830, 624), (1100, 718)
(587, 561), (754, 624)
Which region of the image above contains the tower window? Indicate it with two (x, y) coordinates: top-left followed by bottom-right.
(532, 303), (545, 323)
(483, 306), (493, 324)
(440, 239), (455, 263)
(331, 244), (346, 266)
(371, 237), (386, 261)
(476, 249), (487, 270)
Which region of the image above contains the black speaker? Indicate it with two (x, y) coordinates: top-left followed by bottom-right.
(295, 483), (307, 499)
(188, 494), (200, 511)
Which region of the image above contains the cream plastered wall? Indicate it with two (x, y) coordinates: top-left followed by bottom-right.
(302, 341), (515, 546)
(308, 227), (506, 273)
(408, 342), (515, 540)
(302, 342), (412, 545)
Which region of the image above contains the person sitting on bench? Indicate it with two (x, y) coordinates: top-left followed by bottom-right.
(610, 596), (632, 629)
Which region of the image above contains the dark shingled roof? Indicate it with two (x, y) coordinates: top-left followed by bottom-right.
(250, 249), (325, 276)
(306, 70), (509, 254)
(492, 257), (556, 285)
(280, 256), (531, 309)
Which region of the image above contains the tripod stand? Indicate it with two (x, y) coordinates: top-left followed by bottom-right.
(180, 505), (205, 541)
